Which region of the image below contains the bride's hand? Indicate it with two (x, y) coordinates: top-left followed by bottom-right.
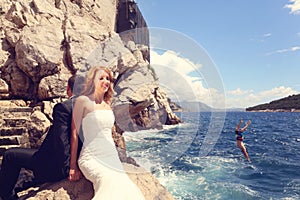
(69, 166), (82, 181)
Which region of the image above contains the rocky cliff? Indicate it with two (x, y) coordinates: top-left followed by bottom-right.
(0, 0), (181, 198)
(0, 0), (182, 147)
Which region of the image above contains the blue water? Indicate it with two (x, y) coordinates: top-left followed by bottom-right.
(124, 112), (300, 200)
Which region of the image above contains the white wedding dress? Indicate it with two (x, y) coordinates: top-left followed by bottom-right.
(78, 110), (145, 200)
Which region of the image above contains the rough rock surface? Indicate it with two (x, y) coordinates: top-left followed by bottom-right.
(17, 163), (174, 200)
(0, 0), (181, 144)
(0, 1), (180, 198)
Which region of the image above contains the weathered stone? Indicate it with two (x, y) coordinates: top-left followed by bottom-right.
(38, 72), (71, 100)
(0, 135), (28, 145)
(0, 79), (9, 93)
(4, 63), (33, 98)
(63, 0), (117, 72)
(32, 0), (64, 19)
(17, 163), (174, 200)
(0, 127), (27, 136)
(0, 99), (27, 107)
(125, 164), (175, 200)
(5, 0), (37, 28)
(0, 0), (12, 14)
(0, 1), (181, 198)
(27, 110), (51, 148)
(18, 177), (94, 200)
(3, 20), (22, 47)
(15, 22), (64, 82)
(2, 118), (28, 127)
(0, 21), (17, 78)
(0, 0), (181, 129)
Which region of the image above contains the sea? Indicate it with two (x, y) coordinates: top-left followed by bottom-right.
(124, 111), (300, 200)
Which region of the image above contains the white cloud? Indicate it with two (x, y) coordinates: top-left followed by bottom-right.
(150, 50), (299, 109)
(263, 33), (272, 37)
(227, 88), (253, 96)
(151, 50), (199, 76)
(226, 86), (299, 108)
(266, 46), (300, 55)
(284, 0), (300, 14)
(291, 46), (300, 51)
(251, 33), (272, 43)
(150, 50), (225, 108)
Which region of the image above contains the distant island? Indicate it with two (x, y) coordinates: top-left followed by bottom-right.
(246, 94), (300, 112)
(169, 100), (213, 112)
(169, 100), (245, 112)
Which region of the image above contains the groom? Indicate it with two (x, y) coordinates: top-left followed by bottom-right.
(0, 74), (84, 200)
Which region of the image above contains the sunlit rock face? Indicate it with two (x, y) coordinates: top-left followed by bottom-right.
(0, 0), (181, 134)
(0, 1), (180, 197)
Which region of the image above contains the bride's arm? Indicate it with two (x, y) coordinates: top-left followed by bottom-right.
(69, 96), (85, 181)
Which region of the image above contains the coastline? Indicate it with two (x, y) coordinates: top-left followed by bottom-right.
(247, 109), (300, 112)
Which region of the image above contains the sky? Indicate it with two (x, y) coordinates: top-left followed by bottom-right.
(135, 0), (300, 109)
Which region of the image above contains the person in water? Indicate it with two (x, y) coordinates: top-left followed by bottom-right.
(235, 119), (251, 162)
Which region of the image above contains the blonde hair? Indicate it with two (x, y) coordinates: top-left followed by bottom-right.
(81, 66), (114, 104)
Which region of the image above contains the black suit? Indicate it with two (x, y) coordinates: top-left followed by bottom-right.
(0, 98), (82, 199)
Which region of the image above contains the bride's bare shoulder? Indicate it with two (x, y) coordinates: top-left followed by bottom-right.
(76, 95), (89, 103)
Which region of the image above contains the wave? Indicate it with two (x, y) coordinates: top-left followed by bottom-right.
(125, 112), (300, 199)
(141, 155), (261, 200)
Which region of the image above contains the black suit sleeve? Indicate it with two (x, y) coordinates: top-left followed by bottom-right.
(51, 101), (73, 177)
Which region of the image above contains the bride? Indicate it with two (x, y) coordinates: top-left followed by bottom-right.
(68, 66), (145, 200)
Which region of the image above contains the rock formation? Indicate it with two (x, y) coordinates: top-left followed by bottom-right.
(0, 0), (182, 147)
(0, 0), (181, 198)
